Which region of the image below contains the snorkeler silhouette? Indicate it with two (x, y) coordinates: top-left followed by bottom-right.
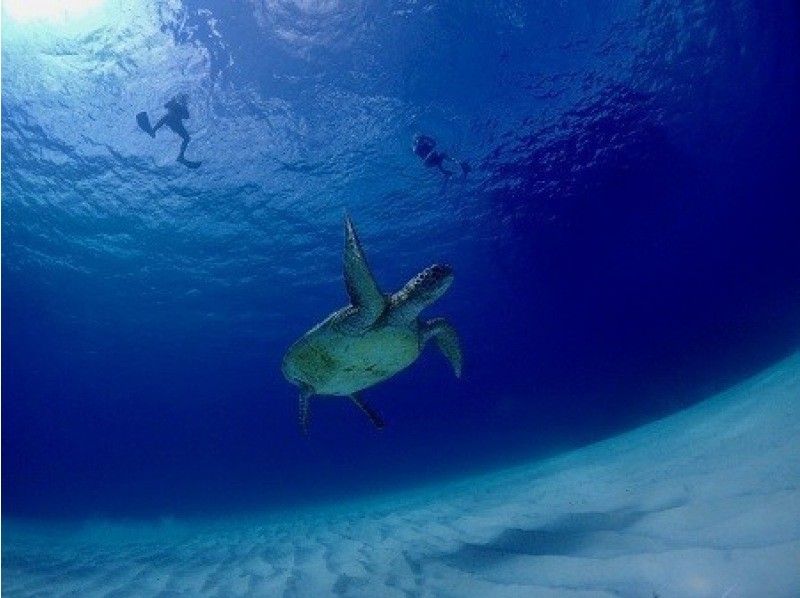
(412, 134), (470, 177)
(137, 94), (201, 169)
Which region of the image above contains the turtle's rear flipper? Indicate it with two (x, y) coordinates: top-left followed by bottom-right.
(299, 385), (313, 435)
(350, 394), (384, 429)
(136, 111), (155, 137)
(423, 318), (462, 378)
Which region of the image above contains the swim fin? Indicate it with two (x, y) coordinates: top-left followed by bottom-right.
(136, 111), (154, 138)
(178, 157), (202, 170)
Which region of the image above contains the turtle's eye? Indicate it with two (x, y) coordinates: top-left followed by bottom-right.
(412, 264), (453, 295)
(422, 264), (452, 283)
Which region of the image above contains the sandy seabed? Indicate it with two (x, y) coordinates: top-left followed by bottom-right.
(3, 353), (800, 597)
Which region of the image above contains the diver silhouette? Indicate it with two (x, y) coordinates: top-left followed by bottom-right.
(412, 134), (470, 177)
(137, 94), (201, 169)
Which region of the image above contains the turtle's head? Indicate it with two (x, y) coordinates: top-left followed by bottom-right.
(400, 264), (454, 309)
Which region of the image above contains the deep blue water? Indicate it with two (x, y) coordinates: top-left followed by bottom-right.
(3, 0), (800, 522)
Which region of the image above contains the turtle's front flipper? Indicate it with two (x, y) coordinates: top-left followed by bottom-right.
(349, 393), (385, 429)
(423, 318), (462, 378)
(342, 216), (385, 331)
(299, 385), (313, 435)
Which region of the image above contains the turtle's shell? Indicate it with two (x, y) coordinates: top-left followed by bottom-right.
(284, 309), (421, 396)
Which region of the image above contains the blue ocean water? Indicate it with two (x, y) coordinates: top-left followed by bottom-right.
(2, 0), (800, 546)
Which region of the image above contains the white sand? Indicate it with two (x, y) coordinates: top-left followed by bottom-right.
(4, 353), (800, 597)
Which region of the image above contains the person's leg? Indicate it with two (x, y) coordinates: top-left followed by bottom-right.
(168, 122), (191, 161)
(151, 115), (168, 135)
(436, 153), (454, 176)
(441, 153), (469, 176)
(177, 136), (189, 161)
(171, 123), (200, 168)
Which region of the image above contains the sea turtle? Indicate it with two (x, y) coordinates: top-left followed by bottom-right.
(282, 215), (462, 433)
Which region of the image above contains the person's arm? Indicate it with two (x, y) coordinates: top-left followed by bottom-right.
(438, 162), (454, 176)
(445, 154), (463, 170)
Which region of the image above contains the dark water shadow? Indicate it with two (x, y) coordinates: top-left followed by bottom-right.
(435, 500), (686, 571)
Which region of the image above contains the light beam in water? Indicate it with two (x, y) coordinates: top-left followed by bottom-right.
(3, 0), (106, 23)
